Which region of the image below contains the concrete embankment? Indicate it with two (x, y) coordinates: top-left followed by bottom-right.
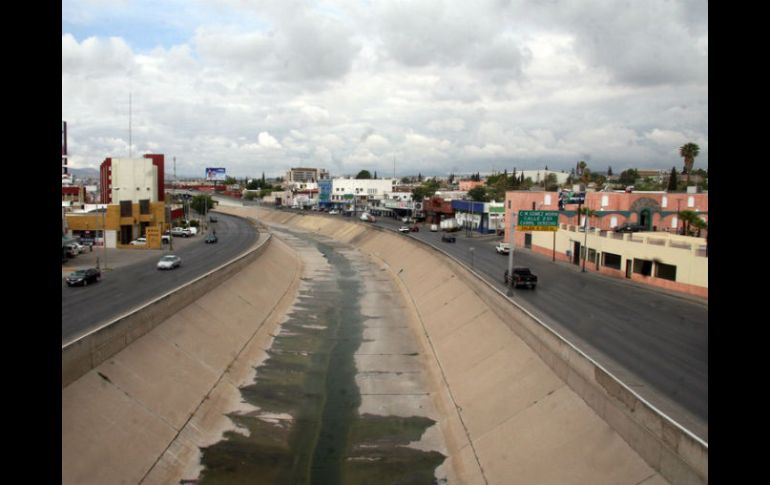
(62, 231), (304, 484)
(231, 207), (705, 485)
(62, 205), (705, 484)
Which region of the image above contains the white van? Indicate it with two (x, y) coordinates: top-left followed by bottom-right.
(430, 224), (439, 232)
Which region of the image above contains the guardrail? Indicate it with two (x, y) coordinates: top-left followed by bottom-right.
(61, 217), (271, 388)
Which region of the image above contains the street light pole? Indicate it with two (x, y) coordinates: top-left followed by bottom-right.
(582, 208), (589, 272)
(507, 211), (516, 294)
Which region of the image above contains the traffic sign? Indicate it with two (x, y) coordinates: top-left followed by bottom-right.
(517, 210), (559, 231)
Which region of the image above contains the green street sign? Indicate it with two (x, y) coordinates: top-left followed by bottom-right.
(517, 210), (559, 231)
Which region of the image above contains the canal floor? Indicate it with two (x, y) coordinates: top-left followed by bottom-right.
(196, 227), (449, 484)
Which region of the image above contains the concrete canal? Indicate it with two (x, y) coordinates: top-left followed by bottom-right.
(197, 228), (448, 484)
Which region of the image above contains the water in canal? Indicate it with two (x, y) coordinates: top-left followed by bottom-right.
(197, 233), (446, 484)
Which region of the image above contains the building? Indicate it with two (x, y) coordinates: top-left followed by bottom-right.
(329, 178), (397, 211)
(65, 201), (168, 249)
(286, 167), (329, 184)
(100, 154), (165, 204)
(519, 169), (570, 185)
(62, 121), (72, 185)
(458, 180), (485, 192)
(502, 190), (709, 297)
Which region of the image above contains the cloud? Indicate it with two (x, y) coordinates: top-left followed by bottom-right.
(62, 0), (708, 177)
(258, 131), (282, 148)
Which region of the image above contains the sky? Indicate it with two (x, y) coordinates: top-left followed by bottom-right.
(62, 0), (708, 179)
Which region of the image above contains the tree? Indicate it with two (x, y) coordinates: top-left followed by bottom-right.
(400, 176), (411, 184)
(576, 161), (587, 177)
(355, 170), (372, 179)
(618, 169), (639, 186)
(679, 142), (700, 186)
(544, 173), (559, 191)
(224, 176), (238, 185)
(448, 173), (455, 184)
(667, 167), (678, 191)
(190, 194), (214, 215)
(467, 186), (488, 201)
(607, 166), (613, 177)
(678, 210), (705, 236)
(373, 171), (378, 179)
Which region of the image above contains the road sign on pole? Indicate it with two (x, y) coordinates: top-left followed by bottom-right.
(517, 210), (559, 231)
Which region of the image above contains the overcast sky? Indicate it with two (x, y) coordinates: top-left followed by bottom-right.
(62, 0), (707, 179)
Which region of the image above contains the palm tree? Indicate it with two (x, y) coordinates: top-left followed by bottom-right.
(678, 210), (704, 236)
(679, 143), (700, 186)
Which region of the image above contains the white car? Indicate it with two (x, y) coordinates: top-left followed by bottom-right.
(157, 254), (181, 270)
(495, 243), (510, 254)
(398, 226), (410, 233)
(130, 237), (147, 245)
(328, 210), (339, 215)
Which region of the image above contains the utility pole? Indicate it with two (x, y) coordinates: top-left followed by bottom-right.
(507, 211), (516, 295)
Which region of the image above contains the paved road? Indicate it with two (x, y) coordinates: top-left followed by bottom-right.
(283, 209), (708, 441)
(61, 212), (259, 343)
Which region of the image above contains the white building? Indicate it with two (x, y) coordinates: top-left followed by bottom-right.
(330, 178), (397, 208)
(109, 158), (159, 203)
(520, 169), (570, 185)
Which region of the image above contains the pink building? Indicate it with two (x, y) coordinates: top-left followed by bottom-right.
(503, 190), (709, 245)
(458, 180), (485, 192)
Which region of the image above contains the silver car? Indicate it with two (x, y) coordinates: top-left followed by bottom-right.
(157, 254), (181, 270)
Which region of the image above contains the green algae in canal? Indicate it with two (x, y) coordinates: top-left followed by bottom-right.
(197, 238), (445, 484)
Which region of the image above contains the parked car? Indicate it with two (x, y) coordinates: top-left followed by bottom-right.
(503, 267), (538, 289)
(441, 234), (456, 243)
(399, 226), (411, 233)
(130, 237), (147, 245)
(430, 224), (439, 232)
(205, 233), (218, 244)
(185, 227), (198, 236)
(329, 209), (339, 215)
(495, 242), (510, 254)
(161, 234), (171, 244)
(170, 227), (188, 237)
(65, 243), (80, 257)
(65, 268), (101, 287)
(614, 223), (645, 233)
(157, 254), (182, 270)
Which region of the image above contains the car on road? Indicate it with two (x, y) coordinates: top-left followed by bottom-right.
(65, 243), (81, 257)
(329, 209), (339, 215)
(130, 237), (147, 245)
(171, 227), (190, 238)
(399, 225), (411, 233)
(441, 234), (456, 243)
(495, 242), (510, 254)
(614, 223), (646, 233)
(430, 224), (439, 232)
(65, 268), (101, 287)
(161, 234), (171, 244)
(503, 267), (538, 289)
(205, 233), (218, 244)
(209, 215), (218, 223)
(157, 254), (182, 270)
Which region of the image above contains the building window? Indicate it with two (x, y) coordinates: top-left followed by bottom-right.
(633, 259), (653, 277)
(655, 262), (677, 281)
(661, 196), (668, 208)
(603, 252), (621, 270)
(601, 195), (609, 207)
(139, 199), (150, 215)
(120, 200), (132, 217)
(688, 196), (695, 207)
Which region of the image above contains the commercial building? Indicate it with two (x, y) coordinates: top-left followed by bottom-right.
(65, 201), (168, 249)
(502, 190), (709, 298)
(286, 167), (329, 183)
(100, 154), (165, 204)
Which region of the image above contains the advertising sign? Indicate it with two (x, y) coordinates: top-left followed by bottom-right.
(517, 210), (560, 231)
(559, 190), (585, 206)
(206, 167), (226, 181)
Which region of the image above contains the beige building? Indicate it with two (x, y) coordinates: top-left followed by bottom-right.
(65, 201), (168, 249)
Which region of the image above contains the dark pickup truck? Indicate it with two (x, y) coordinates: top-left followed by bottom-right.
(503, 267), (538, 289)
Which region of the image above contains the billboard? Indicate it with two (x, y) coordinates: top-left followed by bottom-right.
(206, 167), (226, 181)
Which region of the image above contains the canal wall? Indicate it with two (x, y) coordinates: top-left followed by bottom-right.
(240, 207), (706, 485)
(61, 234), (304, 484)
